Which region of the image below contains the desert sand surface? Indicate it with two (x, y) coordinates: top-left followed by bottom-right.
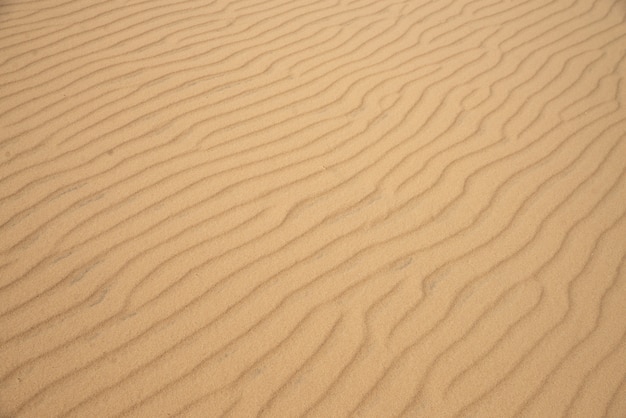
(1, 0), (626, 416)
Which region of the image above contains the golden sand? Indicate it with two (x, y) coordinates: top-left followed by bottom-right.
(1, 0), (626, 416)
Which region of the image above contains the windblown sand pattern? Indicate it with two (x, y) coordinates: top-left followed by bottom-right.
(1, 0), (626, 416)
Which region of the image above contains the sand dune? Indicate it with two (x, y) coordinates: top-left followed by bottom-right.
(1, 0), (626, 416)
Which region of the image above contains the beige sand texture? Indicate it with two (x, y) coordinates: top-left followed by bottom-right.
(1, 0), (626, 416)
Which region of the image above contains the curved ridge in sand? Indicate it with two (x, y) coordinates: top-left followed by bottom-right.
(1, 0), (626, 416)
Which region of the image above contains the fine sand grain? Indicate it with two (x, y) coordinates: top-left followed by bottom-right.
(1, 0), (626, 416)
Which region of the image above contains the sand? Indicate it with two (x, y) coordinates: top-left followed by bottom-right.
(1, 0), (626, 416)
